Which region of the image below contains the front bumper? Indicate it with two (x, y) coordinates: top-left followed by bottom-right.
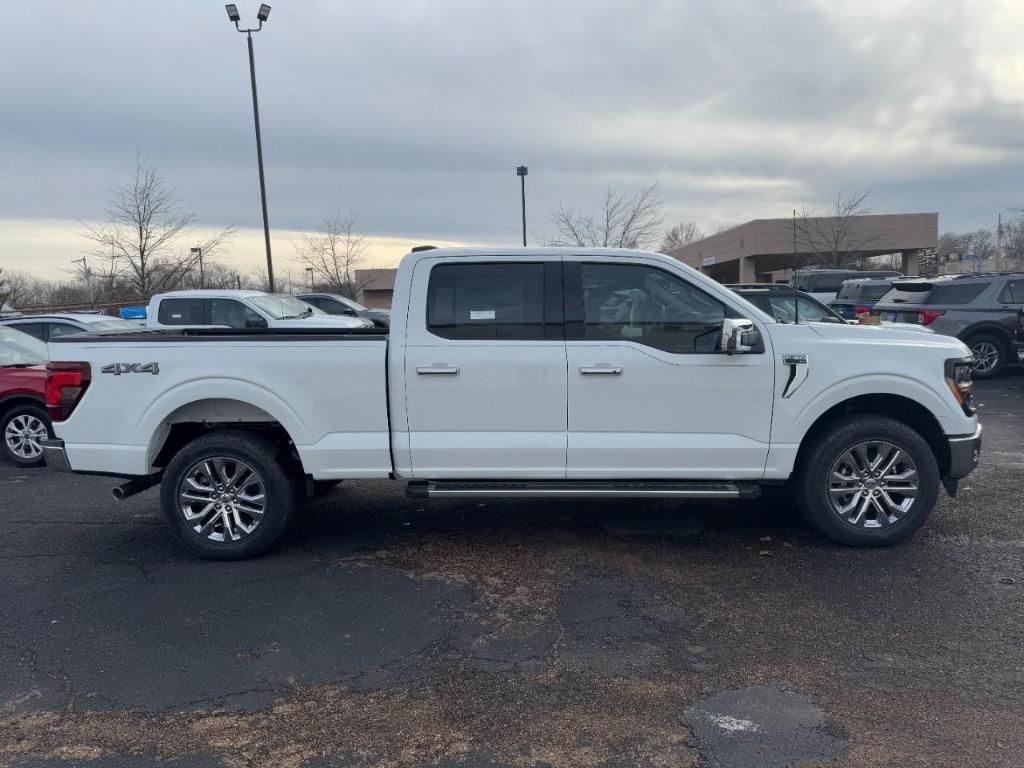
(946, 424), (982, 479)
(39, 438), (72, 473)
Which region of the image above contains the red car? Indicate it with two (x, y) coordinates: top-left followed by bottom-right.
(0, 325), (51, 467)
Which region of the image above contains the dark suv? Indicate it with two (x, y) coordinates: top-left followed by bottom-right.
(829, 277), (902, 319)
(874, 272), (1024, 378)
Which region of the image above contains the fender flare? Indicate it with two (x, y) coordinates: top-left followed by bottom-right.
(787, 372), (961, 443)
(136, 377), (306, 457)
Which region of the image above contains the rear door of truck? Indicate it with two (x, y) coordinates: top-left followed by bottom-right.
(398, 255), (567, 479)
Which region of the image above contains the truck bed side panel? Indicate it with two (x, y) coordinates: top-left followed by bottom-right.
(48, 336), (390, 478)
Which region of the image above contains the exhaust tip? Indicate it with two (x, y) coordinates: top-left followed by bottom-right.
(112, 486), (127, 501)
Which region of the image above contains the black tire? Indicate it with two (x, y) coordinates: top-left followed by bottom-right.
(965, 333), (1007, 379)
(1, 403), (53, 468)
(160, 430), (296, 560)
(795, 415), (939, 547)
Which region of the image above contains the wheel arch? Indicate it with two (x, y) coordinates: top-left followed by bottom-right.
(961, 323), (1013, 345)
(0, 394), (47, 419)
(794, 393), (950, 477)
(144, 393), (304, 473)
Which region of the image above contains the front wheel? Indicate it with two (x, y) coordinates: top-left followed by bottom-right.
(160, 430), (296, 560)
(795, 416), (939, 547)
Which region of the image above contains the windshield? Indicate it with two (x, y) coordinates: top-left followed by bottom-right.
(767, 296), (841, 324)
(332, 294), (367, 312)
(0, 326), (47, 366)
(248, 294), (317, 320)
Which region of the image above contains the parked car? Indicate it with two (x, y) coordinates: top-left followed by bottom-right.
(0, 312), (142, 341)
(1013, 308), (1024, 365)
(729, 284), (847, 324)
(729, 284), (933, 333)
(296, 293), (391, 328)
(43, 247), (980, 559)
(0, 325), (51, 466)
(791, 269), (903, 303)
(829, 277), (903, 319)
(145, 290), (373, 330)
(874, 272), (1024, 378)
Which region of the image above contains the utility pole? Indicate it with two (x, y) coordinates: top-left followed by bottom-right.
(516, 166), (528, 247)
(191, 247), (204, 288)
(997, 212), (1003, 272)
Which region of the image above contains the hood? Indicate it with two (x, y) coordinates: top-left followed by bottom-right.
(805, 320), (969, 353)
(274, 315), (367, 329)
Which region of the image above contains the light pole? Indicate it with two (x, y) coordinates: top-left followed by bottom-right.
(516, 166), (528, 247)
(225, 3), (275, 292)
(191, 247), (204, 288)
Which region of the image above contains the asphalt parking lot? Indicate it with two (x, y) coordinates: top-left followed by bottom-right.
(1, 373), (1022, 768)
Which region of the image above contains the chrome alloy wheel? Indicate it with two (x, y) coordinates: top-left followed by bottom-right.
(4, 414), (47, 461)
(970, 341), (1000, 374)
(177, 457), (266, 542)
(828, 440), (919, 528)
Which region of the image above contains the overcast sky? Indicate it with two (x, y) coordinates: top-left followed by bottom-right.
(2, 0), (1023, 279)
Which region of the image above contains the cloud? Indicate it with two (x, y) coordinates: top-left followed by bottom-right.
(2, 0), (1023, 276)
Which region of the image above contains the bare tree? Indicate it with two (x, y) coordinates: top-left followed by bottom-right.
(293, 211), (381, 299)
(0, 269), (35, 309)
(659, 220), (704, 253)
(79, 154), (233, 298)
(1002, 219), (1024, 270)
(795, 190), (878, 268)
(547, 184), (665, 249)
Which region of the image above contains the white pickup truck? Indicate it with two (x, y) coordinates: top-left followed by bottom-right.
(41, 247), (982, 559)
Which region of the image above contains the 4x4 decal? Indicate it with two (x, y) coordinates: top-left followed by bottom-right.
(101, 362), (160, 376)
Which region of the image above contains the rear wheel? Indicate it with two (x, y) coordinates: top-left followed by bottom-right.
(795, 415), (938, 547)
(966, 333), (1006, 379)
(1, 404), (52, 467)
(160, 430), (296, 560)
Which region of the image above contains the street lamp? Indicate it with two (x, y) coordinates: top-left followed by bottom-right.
(225, 3), (275, 292)
(516, 166), (528, 247)
(190, 247), (204, 288)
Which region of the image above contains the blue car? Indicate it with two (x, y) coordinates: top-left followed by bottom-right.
(829, 277), (902, 319)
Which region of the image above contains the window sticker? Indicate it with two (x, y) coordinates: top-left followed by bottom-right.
(469, 310), (496, 320)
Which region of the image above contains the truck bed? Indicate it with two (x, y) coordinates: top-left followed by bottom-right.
(48, 328), (392, 478)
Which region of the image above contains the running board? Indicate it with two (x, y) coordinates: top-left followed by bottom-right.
(406, 480), (760, 500)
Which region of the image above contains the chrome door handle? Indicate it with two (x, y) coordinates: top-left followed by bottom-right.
(416, 366), (459, 375)
(579, 366), (623, 375)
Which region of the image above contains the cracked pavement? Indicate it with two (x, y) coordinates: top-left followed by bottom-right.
(1, 372), (1022, 767)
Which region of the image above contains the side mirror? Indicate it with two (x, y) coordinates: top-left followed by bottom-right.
(722, 318), (761, 354)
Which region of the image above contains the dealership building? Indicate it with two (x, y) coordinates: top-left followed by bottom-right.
(665, 212), (938, 283)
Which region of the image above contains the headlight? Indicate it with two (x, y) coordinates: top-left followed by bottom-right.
(945, 358), (976, 416)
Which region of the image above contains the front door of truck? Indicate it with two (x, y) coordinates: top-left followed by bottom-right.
(563, 257), (775, 479)
(401, 258), (567, 478)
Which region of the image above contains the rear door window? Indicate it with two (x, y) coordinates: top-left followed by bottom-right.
(926, 283), (987, 305)
(4, 322), (46, 341)
(158, 299), (208, 325)
(427, 263), (547, 340)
